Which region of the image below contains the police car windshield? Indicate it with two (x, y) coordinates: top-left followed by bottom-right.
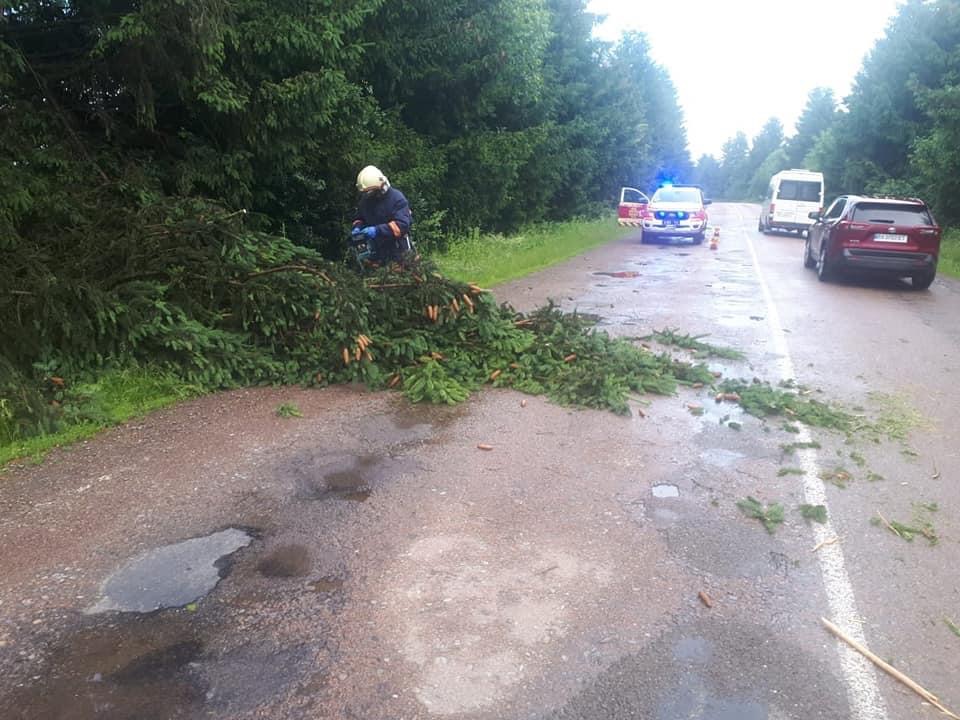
(652, 187), (701, 203)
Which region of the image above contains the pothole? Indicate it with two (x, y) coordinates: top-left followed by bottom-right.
(652, 484), (680, 498)
(86, 528), (252, 614)
(257, 544), (311, 578)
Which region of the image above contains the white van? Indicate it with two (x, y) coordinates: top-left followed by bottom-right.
(758, 169), (824, 235)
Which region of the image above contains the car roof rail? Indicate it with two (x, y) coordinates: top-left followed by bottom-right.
(858, 194), (926, 204)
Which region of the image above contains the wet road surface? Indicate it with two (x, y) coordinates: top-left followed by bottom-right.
(1, 203), (958, 719)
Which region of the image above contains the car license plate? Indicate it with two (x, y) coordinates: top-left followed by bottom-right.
(665, 219), (678, 227)
(874, 233), (908, 243)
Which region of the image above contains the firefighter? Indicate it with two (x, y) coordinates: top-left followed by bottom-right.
(351, 165), (413, 263)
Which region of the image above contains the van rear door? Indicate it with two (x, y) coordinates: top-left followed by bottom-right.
(775, 179), (823, 226)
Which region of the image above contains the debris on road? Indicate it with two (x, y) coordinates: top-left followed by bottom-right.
(645, 328), (745, 361)
(698, 590), (714, 608)
(818, 468), (851, 488)
(777, 467), (805, 477)
(715, 392), (742, 403)
(799, 504), (828, 523)
(476, 444), (494, 451)
(945, 618), (960, 639)
(872, 506), (939, 546)
(780, 441), (822, 455)
(812, 536), (841, 553)
(821, 617), (960, 720)
(275, 402), (303, 418)
(736, 497), (784, 534)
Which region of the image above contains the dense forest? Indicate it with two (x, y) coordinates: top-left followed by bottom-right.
(697, 0), (960, 226)
(0, 0), (691, 441)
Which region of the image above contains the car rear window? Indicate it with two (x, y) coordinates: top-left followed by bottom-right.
(652, 187), (701, 203)
(850, 203), (933, 226)
(776, 180), (821, 202)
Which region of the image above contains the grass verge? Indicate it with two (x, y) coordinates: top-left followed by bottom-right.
(939, 228), (960, 280)
(432, 216), (634, 287)
(1, 367), (201, 468)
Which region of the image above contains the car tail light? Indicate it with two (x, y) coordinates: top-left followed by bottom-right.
(641, 209), (654, 220)
(769, 203), (775, 214)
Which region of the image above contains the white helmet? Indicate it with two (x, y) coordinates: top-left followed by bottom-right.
(356, 165), (390, 193)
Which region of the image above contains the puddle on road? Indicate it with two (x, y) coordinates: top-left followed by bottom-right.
(257, 544), (311, 578)
(86, 528), (253, 614)
(283, 449), (419, 504)
(323, 465), (373, 502)
(700, 448), (746, 468)
(592, 270), (641, 278)
(652, 484), (680, 498)
(689, 397), (746, 429)
(364, 400), (464, 445)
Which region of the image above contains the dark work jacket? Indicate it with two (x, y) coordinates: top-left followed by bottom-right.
(353, 187), (412, 242)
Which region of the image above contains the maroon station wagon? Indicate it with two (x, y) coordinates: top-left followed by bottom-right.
(804, 195), (941, 289)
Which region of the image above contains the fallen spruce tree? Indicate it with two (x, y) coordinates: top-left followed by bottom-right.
(1, 197), (715, 445)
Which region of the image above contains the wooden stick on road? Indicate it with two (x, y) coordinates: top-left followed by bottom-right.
(821, 617), (960, 720)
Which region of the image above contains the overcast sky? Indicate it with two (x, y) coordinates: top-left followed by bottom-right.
(587, 0), (903, 160)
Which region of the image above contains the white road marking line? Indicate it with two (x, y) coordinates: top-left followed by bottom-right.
(734, 205), (889, 720)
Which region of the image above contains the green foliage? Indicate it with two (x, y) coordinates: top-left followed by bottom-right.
(276, 403), (302, 418)
(780, 440), (822, 455)
(786, 88), (838, 168)
(748, 148), (790, 200)
(819, 467), (851, 489)
(799, 504), (828, 523)
(937, 229), (960, 280)
(717, 132), (751, 200)
(777, 467), (805, 477)
(945, 618), (960, 638)
(719, 379), (856, 433)
(691, 154), (723, 200)
(872, 506), (939, 546)
(790, 1), (960, 226)
(736, 496), (784, 534)
(645, 328), (745, 361)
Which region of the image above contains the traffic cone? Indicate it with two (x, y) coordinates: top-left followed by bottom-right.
(709, 227), (719, 250)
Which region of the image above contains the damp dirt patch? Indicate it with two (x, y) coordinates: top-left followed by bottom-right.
(0, 614), (207, 720)
(308, 576), (345, 594)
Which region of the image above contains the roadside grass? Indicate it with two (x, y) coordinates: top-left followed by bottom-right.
(432, 216), (634, 287)
(0, 367), (201, 467)
(940, 228), (960, 280)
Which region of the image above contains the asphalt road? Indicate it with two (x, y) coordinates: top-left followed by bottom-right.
(1, 203), (958, 719)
